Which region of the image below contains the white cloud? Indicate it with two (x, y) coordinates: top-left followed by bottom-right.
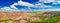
(9, 0), (35, 12)
(10, 5), (18, 9)
(46, 0), (55, 2)
(39, 0), (56, 3)
(52, 1), (60, 4)
(35, 3), (52, 8)
(10, 3), (18, 10)
(17, 1), (35, 7)
(13, 3), (18, 5)
(0, 0), (60, 12)
(0, 6), (19, 12)
(57, 1), (60, 4)
(52, 2), (58, 4)
(1, 7), (11, 10)
(40, 5), (52, 8)
(40, 9), (60, 12)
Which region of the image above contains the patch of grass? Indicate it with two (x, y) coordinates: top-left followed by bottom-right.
(26, 16), (60, 23)
(46, 16), (60, 23)
(0, 19), (9, 22)
(32, 12), (44, 15)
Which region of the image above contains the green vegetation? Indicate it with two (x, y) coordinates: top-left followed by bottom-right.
(27, 11), (60, 23)
(27, 16), (60, 23)
(47, 16), (60, 23)
(0, 19), (10, 22)
(32, 11), (44, 15)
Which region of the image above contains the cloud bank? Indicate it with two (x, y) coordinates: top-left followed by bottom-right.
(0, 0), (60, 12)
(0, 0), (35, 12)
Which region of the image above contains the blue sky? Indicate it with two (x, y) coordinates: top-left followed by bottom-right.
(0, 0), (60, 12)
(0, 0), (38, 7)
(0, 0), (19, 7)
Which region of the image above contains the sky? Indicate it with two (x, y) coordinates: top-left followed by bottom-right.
(0, 0), (60, 12)
(0, 0), (38, 7)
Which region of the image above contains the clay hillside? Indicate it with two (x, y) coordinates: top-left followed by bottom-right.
(0, 12), (32, 20)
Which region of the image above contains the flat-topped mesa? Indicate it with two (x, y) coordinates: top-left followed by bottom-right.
(0, 12), (32, 20)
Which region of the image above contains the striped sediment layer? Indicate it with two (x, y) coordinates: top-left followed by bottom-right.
(0, 12), (41, 23)
(0, 12), (32, 20)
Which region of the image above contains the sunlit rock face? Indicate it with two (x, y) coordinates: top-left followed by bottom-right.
(0, 12), (32, 20)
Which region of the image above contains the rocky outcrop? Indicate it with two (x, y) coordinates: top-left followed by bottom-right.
(0, 12), (32, 20)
